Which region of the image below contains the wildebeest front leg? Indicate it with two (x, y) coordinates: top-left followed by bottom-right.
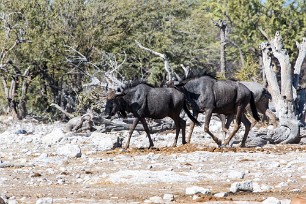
(139, 118), (154, 148)
(124, 117), (140, 149)
(218, 114), (232, 141)
(186, 112), (198, 144)
(204, 109), (222, 146)
(223, 106), (244, 146)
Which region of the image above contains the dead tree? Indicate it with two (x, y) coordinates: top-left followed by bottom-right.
(0, 12), (29, 119)
(260, 32), (306, 144)
(213, 19), (227, 77)
(135, 40), (174, 85)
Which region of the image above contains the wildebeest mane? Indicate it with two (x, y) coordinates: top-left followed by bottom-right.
(176, 70), (216, 86)
(121, 80), (154, 91)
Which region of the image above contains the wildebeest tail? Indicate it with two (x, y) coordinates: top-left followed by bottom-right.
(250, 93), (260, 121)
(183, 102), (201, 126)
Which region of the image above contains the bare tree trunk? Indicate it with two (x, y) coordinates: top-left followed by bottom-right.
(293, 38), (306, 89)
(260, 32), (306, 144)
(214, 20), (227, 77)
(17, 67), (31, 119)
(293, 38), (306, 124)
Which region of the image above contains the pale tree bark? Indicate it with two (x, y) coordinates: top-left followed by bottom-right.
(213, 19), (227, 77)
(260, 32), (306, 144)
(293, 38), (306, 124)
(135, 40), (174, 84)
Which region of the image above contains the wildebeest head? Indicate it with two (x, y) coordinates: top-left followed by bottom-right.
(105, 90), (127, 119)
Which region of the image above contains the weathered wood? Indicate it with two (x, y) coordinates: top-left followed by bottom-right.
(271, 31), (293, 101)
(293, 38), (306, 89)
(50, 103), (75, 119)
(213, 19), (227, 77)
(260, 32), (303, 144)
(135, 40), (173, 83)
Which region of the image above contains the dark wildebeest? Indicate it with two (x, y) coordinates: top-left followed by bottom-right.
(220, 81), (277, 131)
(105, 82), (200, 149)
(176, 75), (260, 147)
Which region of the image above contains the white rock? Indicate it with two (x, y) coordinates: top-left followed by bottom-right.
(186, 186), (210, 195)
(41, 128), (65, 145)
(36, 197), (53, 204)
(163, 193), (174, 202)
(290, 189), (301, 193)
(56, 144), (82, 158)
(214, 192), (228, 197)
(148, 196), (164, 204)
(276, 182), (288, 188)
(227, 170), (245, 179)
(192, 194), (201, 201)
(262, 197), (281, 204)
(7, 199), (18, 204)
(280, 199), (291, 204)
(90, 132), (122, 151)
(253, 182), (262, 192)
(230, 180), (253, 193)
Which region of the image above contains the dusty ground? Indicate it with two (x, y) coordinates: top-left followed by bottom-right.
(1, 117), (306, 204)
(1, 143), (306, 203)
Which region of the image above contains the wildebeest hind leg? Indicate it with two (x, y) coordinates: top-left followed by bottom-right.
(240, 114), (251, 147)
(204, 110), (222, 146)
(140, 118), (154, 148)
(172, 118), (181, 147)
(180, 118), (187, 145)
(223, 107), (244, 146)
(186, 112), (198, 144)
(124, 118), (140, 149)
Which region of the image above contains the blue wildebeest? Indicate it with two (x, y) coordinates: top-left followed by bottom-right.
(220, 81), (277, 131)
(105, 81), (200, 149)
(175, 75), (260, 147)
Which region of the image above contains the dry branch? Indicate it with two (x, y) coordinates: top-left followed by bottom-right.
(50, 103), (75, 119)
(135, 40), (173, 83)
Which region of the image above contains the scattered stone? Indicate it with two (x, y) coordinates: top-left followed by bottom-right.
(192, 194), (202, 201)
(56, 144), (82, 158)
(163, 193), (174, 202)
(230, 180), (253, 193)
(36, 197), (53, 204)
(262, 197), (281, 204)
(41, 128), (65, 145)
(227, 170), (245, 179)
(214, 192), (228, 198)
(290, 189), (301, 193)
(90, 132), (123, 151)
(146, 196), (164, 204)
(16, 129), (27, 134)
(253, 182), (272, 193)
(275, 182), (288, 188)
(7, 199), (18, 204)
(280, 199), (291, 204)
(186, 186), (210, 195)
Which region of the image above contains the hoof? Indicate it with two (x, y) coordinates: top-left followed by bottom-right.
(216, 140), (222, 147)
(120, 148), (128, 152)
